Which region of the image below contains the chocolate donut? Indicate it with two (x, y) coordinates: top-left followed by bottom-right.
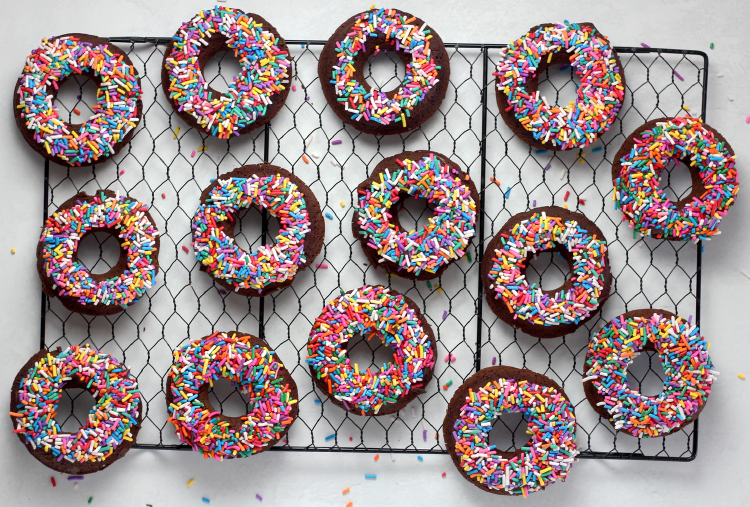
(306, 285), (436, 416)
(14, 34), (142, 166)
(443, 366), (578, 496)
(352, 151), (479, 280)
(162, 6), (291, 138)
(494, 22), (625, 150)
(481, 206), (611, 338)
(318, 7), (450, 135)
(166, 331), (298, 459)
(37, 190), (160, 316)
(9, 346), (142, 474)
(192, 164), (324, 297)
(583, 309), (717, 438)
(612, 116), (740, 242)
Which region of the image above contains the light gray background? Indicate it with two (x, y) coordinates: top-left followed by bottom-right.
(1, 0), (748, 505)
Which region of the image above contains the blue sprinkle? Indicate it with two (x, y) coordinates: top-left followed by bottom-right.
(504, 187), (512, 198)
(535, 150), (548, 154)
(365, 474), (377, 479)
(560, 64), (570, 71)
(314, 399), (322, 404)
(325, 433), (336, 441)
(325, 212), (334, 220)
(202, 498), (210, 504)
(418, 456), (424, 462)
(592, 147), (603, 152)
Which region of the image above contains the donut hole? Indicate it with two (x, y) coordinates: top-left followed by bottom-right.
(346, 333), (396, 375)
(202, 49), (244, 94)
(207, 378), (250, 418)
(77, 231), (123, 275)
(364, 51), (406, 92)
(54, 74), (98, 122)
(232, 206), (281, 253)
(524, 251), (570, 292)
(57, 388), (97, 433)
(535, 59), (582, 111)
(658, 159), (695, 205)
(626, 350), (666, 397)
(487, 411), (530, 454)
(394, 194), (436, 235)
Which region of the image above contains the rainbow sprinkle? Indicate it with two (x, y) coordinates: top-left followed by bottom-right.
(584, 312), (716, 437)
(167, 332), (298, 459)
(306, 285), (435, 415)
(39, 192), (158, 310)
(487, 210), (608, 327)
(495, 21), (624, 149)
(328, 8), (443, 129)
(164, 6), (290, 138)
(16, 35), (142, 165)
(615, 117), (739, 242)
(450, 377), (577, 495)
(356, 154), (477, 276)
(192, 170), (312, 293)
(10, 345), (141, 466)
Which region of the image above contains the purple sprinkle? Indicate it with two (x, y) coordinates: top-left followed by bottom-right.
(218, 289), (227, 295)
(544, 163), (551, 170)
(255, 494), (263, 502)
(442, 310), (448, 320)
(533, 199), (537, 207)
(423, 430), (427, 441)
(305, 96), (310, 101)
(492, 356), (497, 365)
(673, 70), (684, 81)
(640, 42), (651, 48)
(68, 476), (84, 481)
(331, 140), (342, 145)
(688, 315), (693, 324)
(77, 94), (82, 100)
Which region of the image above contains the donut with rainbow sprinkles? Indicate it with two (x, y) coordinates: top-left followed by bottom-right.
(612, 116), (739, 242)
(306, 285), (436, 416)
(318, 7), (450, 135)
(162, 6), (291, 138)
(583, 309), (717, 438)
(494, 21), (625, 150)
(443, 365), (578, 496)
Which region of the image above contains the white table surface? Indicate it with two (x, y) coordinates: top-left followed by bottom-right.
(1, 0), (748, 505)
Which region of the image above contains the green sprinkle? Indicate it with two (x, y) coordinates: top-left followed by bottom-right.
(88, 498), (93, 504)
(710, 42), (714, 49)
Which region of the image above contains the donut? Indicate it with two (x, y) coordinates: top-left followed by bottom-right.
(13, 34), (143, 166)
(583, 309), (717, 438)
(306, 285), (436, 416)
(481, 206), (611, 338)
(443, 366), (578, 496)
(192, 164), (324, 296)
(162, 6), (291, 138)
(352, 151), (479, 280)
(494, 22), (625, 150)
(166, 331), (298, 459)
(9, 345), (142, 474)
(37, 190), (160, 316)
(612, 116), (740, 242)
(318, 7), (450, 135)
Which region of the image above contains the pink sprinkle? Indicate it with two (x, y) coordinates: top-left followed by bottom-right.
(255, 494), (263, 502)
(119, 170), (125, 175)
(444, 353), (456, 363)
(640, 42), (651, 48)
(673, 70), (684, 81)
(191, 150), (196, 158)
(331, 140), (342, 145)
(316, 263), (329, 269)
(182, 246), (189, 253)
(746, 116), (750, 124)
(292, 85), (297, 91)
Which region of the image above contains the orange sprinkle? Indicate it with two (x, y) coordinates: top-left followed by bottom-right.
(374, 454), (379, 461)
(302, 154), (310, 164)
(73, 108), (81, 115)
(346, 503), (353, 507)
(342, 487), (350, 495)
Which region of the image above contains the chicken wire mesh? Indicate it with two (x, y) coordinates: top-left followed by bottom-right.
(37, 37), (708, 461)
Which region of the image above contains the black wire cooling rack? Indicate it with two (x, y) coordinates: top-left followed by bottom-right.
(37, 37), (709, 462)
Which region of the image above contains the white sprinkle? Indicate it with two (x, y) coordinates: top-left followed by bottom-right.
(411, 406), (416, 418)
(637, 240), (645, 248)
(559, 168), (566, 180)
(741, 270), (750, 280)
(728, 96), (734, 102)
(390, 452), (395, 462)
(310, 152), (321, 159)
(305, 133), (313, 147)
(716, 73), (724, 78)
(330, 159), (341, 168)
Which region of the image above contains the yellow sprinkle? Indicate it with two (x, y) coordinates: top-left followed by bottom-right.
(707, 342), (711, 349)
(683, 106), (690, 111)
(173, 126), (180, 139)
(11, 248), (16, 254)
(739, 374), (746, 380)
(187, 479), (194, 487)
(340, 201), (346, 207)
(564, 204), (569, 209)
(436, 287), (442, 294)
(370, 3), (375, 8)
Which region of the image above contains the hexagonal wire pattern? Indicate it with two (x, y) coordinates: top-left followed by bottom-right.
(36, 37), (708, 461)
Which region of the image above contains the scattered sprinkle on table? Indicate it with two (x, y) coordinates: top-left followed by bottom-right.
(191, 150), (196, 158)
(255, 494), (263, 502)
(436, 286), (443, 294)
(443, 380), (453, 390)
(305, 134), (313, 147)
(559, 168), (566, 180)
(302, 154), (310, 164)
(741, 270), (750, 280)
(119, 170), (125, 175)
(746, 116), (750, 124)
(739, 374), (746, 380)
(346, 503), (353, 507)
(187, 479), (194, 487)
(535, 150), (547, 154)
(717, 73), (724, 78)
(579, 199), (586, 205)
(325, 433), (336, 441)
(331, 139), (342, 145)
(673, 70), (684, 81)
(173, 127), (180, 139)
(88, 498), (93, 504)
(728, 96), (734, 102)
(316, 263), (329, 269)
(161, 193), (166, 199)
(68, 476), (83, 481)
(340, 200), (346, 207)
(640, 42), (650, 48)
(710, 42), (714, 49)
(73, 108), (81, 116)
(426, 281), (432, 290)
(11, 248), (16, 254)
(342, 487), (350, 495)
(532, 199), (537, 207)
(418, 456), (424, 462)
(504, 187), (512, 198)
(292, 85), (297, 91)
(411, 407), (416, 418)
(325, 212), (334, 220)
(442, 310), (448, 320)
(682, 106), (690, 111)
(374, 454), (379, 461)
(592, 147), (603, 152)
(467, 252), (472, 263)
(202, 498), (210, 504)
(365, 474), (377, 479)
(492, 356), (497, 365)
(544, 163), (551, 170)
(182, 245), (189, 253)
(564, 190), (570, 201)
(330, 159), (341, 167)
(50, 477), (56, 487)
(442, 472), (447, 477)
